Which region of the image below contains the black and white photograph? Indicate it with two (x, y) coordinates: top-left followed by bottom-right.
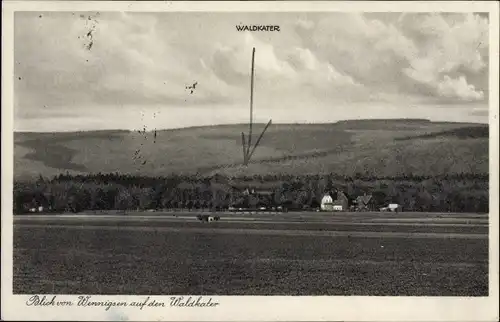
(2, 1), (499, 321)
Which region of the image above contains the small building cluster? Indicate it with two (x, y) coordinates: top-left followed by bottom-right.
(320, 190), (401, 212)
(16, 192), (50, 213)
(320, 191), (350, 211)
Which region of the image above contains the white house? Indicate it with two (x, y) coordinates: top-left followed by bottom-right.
(321, 194), (334, 211)
(388, 203), (402, 212)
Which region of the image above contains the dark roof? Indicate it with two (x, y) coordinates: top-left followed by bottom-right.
(336, 191), (352, 200)
(355, 194), (373, 205)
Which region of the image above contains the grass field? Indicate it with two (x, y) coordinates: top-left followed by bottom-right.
(13, 212), (488, 296)
(14, 119), (488, 179)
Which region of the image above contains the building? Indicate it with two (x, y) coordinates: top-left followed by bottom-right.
(355, 194), (375, 211)
(333, 191), (350, 211)
(332, 200), (344, 211)
(321, 191), (350, 212)
(388, 203), (402, 212)
(380, 203), (403, 212)
(321, 194), (334, 211)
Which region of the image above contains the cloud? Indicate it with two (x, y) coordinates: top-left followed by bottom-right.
(206, 32), (362, 101)
(285, 47), (358, 86)
(398, 13), (488, 102)
(199, 31), (368, 114)
(436, 75), (484, 101)
(15, 12), (232, 111)
(208, 32), (296, 86)
(14, 12), (489, 131)
(399, 13), (488, 72)
(294, 12), (488, 103)
(295, 14), (417, 90)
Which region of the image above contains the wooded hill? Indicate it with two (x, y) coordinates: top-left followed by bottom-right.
(14, 119), (489, 179)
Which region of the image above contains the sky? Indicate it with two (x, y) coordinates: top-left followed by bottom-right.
(14, 12), (490, 132)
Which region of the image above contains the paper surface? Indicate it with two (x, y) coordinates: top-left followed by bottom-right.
(2, 1), (499, 321)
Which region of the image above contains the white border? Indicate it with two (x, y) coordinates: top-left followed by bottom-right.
(1, 2), (499, 321)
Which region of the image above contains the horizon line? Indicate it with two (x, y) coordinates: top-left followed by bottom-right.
(13, 118), (489, 134)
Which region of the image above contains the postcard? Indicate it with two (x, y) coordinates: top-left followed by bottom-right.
(1, 1), (499, 321)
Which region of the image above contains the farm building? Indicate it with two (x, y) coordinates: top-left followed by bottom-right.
(355, 194), (375, 211)
(332, 200), (344, 211)
(321, 191), (351, 212)
(334, 191), (350, 211)
(380, 203), (403, 212)
(320, 194), (334, 211)
(388, 203), (402, 212)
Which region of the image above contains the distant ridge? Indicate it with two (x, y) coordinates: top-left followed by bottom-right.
(15, 129), (131, 135)
(335, 118), (432, 124)
(13, 119), (487, 134)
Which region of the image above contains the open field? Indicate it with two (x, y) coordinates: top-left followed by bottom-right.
(13, 211), (489, 296)
(14, 119), (488, 179)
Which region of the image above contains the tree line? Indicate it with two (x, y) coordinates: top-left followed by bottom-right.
(13, 172), (489, 214)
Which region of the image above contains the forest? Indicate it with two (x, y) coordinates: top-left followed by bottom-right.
(13, 172), (489, 214)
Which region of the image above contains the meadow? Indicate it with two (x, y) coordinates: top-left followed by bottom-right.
(14, 119), (489, 179)
(13, 224), (488, 296)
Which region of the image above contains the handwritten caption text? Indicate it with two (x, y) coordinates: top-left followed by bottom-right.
(26, 295), (220, 311)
